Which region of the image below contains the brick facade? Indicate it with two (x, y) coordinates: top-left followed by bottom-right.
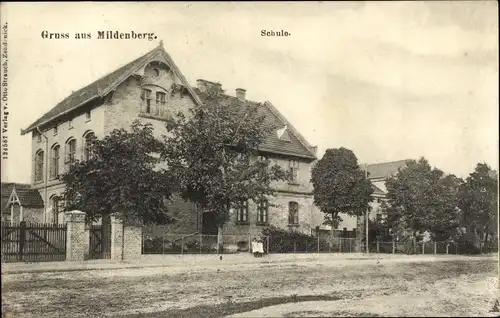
(25, 45), (330, 240)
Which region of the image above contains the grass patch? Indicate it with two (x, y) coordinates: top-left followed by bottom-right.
(119, 294), (343, 318)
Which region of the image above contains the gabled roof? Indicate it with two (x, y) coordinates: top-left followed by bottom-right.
(363, 160), (409, 180)
(21, 43), (202, 135)
(1, 183), (44, 213)
(193, 88), (316, 159)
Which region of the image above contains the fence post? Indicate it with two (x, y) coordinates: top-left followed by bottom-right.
(434, 242), (437, 255)
(317, 235), (320, 254)
(422, 242), (425, 254)
(479, 241), (482, 254)
(248, 235), (252, 254)
(266, 236), (269, 254)
(199, 233), (202, 254)
(446, 244), (449, 255)
(376, 241), (380, 253)
(392, 241), (395, 254)
(18, 220), (26, 261)
(294, 240), (296, 253)
(162, 236), (165, 255)
(181, 236), (184, 255)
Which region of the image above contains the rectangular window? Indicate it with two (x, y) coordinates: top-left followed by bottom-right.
(289, 160), (299, 183)
(36, 134), (42, 143)
(258, 155), (268, 178)
(68, 119), (73, 129)
(236, 200), (249, 223)
(288, 201), (299, 225)
(141, 88), (152, 113)
(156, 91), (166, 105)
(257, 198), (268, 224)
(53, 126), (58, 135)
(86, 110), (91, 121)
(50, 146), (60, 179)
(52, 197), (60, 224)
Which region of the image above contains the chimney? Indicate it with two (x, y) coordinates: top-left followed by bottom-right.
(236, 88), (246, 101)
(196, 79), (207, 93)
(196, 79), (222, 93)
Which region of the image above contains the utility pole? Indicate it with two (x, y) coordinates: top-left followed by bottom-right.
(365, 163), (369, 254)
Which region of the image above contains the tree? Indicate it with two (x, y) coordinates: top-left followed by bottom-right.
(384, 158), (462, 242)
(310, 147), (373, 247)
(60, 120), (173, 225)
(457, 163), (498, 247)
(161, 88), (288, 253)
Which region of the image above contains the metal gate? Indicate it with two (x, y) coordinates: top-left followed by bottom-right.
(88, 223), (111, 259)
(1, 221), (67, 263)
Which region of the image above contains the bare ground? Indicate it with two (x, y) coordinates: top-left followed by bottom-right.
(1, 255), (498, 317)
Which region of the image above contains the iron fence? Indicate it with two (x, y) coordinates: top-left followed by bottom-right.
(142, 233), (359, 254)
(370, 240), (498, 255)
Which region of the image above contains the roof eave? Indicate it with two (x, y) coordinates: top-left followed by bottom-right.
(21, 95), (102, 135)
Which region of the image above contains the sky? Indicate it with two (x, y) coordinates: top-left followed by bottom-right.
(1, 1), (498, 183)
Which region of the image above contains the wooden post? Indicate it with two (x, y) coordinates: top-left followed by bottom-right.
(266, 236), (269, 254)
(199, 233), (202, 254)
(376, 241), (380, 253)
(248, 235), (252, 254)
(317, 235), (320, 254)
(446, 244), (449, 255)
(162, 236), (165, 255)
(181, 236), (184, 255)
(294, 240), (296, 253)
(422, 242), (425, 254)
(392, 241), (395, 254)
(434, 242), (437, 255)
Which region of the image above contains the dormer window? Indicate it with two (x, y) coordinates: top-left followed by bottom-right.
(277, 125), (291, 142)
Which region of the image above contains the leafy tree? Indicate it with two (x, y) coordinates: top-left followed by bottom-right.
(384, 158), (462, 241)
(161, 88), (288, 252)
(457, 163), (498, 246)
(60, 120), (173, 225)
(310, 147), (373, 246)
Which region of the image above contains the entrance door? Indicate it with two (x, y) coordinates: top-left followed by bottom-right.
(201, 212), (218, 235)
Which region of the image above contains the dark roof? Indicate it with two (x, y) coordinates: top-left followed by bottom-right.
(363, 160), (409, 180)
(1, 183), (45, 212)
(193, 88), (316, 159)
(22, 46), (165, 134)
(22, 43), (317, 160)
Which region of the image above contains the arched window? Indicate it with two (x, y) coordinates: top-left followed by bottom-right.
(65, 138), (76, 170)
(50, 144), (60, 179)
(50, 195), (60, 224)
(288, 201), (299, 225)
(83, 131), (95, 161)
(34, 149), (44, 182)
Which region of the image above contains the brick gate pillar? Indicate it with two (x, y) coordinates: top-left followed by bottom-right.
(65, 210), (86, 261)
(110, 214), (142, 261)
(110, 214), (124, 261)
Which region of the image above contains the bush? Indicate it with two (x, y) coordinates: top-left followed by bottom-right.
(262, 225), (318, 253)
